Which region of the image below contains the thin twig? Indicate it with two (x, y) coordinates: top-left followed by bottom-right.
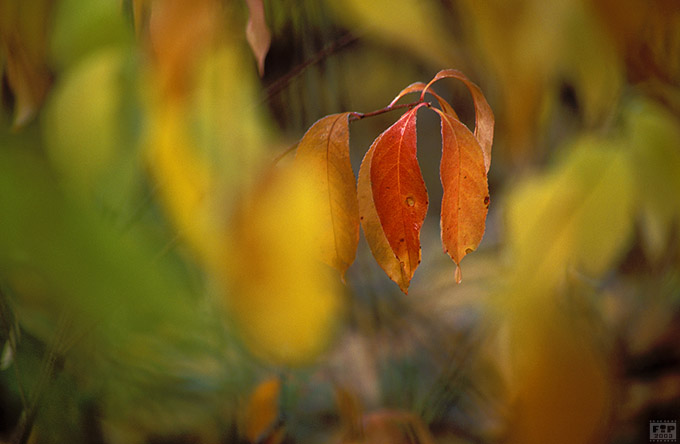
(349, 100), (431, 121)
(260, 32), (359, 104)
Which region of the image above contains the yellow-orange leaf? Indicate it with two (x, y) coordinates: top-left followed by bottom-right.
(364, 104), (428, 292)
(243, 378), (285, 444)
(423, 69), (494, 172)
(437, 109), (489, 282)
(294, 113), (359, 278)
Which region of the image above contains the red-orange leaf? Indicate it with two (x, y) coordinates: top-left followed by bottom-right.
(368, 103), (428, 290)
(436, 108), (489, 283)
(358, 142), (410, 293)
(423, 69), (494, 172)
(294, 113), (359, 278)
(357, 139), (411, 293)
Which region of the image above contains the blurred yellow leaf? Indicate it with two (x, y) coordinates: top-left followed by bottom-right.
(506, 138), (634, 290)
(294, 113), (359, 279)
(496, 295), (613, 444)
(326, 0), (454, 66)
(459, 0), (624, 161)
(144, 2), (270, 266)
(224, 167), (342, 366)
(146, 101), (218, 265)
(191, 45), (269, 206)
(43, 49), (125, 195)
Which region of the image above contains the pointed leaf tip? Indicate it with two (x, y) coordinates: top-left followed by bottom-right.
(437, 108), (489, 272)
(367, 104), (428, 290)
(358, 141), (411, 294)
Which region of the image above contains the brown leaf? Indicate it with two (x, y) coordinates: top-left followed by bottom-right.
(360, 104), (428, 292)
(245, 0), (271, 77)
(294, 113), (359, 278)
(423, 69), (494, 172)
(436, 108), (488, 283)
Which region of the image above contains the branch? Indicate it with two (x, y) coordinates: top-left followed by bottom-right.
(273, 100), (431, 163)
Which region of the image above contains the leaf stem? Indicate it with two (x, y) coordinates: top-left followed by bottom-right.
(349, 100), (431, 121)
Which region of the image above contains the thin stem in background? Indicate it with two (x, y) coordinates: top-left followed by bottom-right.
(260, 32), (360, 105)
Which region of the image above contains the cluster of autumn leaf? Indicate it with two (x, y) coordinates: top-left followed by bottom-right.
(141, 2), (497, 364)
(2, 1), (679, 443)
(295, 69), (494, 292)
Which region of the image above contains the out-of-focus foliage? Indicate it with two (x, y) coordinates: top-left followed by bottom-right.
(325, 0), (455, 67)
(492, 293), (613, 444)
(224, 166), (342, 366)
(506, 138), (635, 292)
(1, 0), (680, 443)
(0, 0), (340, 442)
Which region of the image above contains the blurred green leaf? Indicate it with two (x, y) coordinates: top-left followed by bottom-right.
(506, 137), (634, 291)
(0, 143), (251, 440)
(49, 0), (132, 71)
